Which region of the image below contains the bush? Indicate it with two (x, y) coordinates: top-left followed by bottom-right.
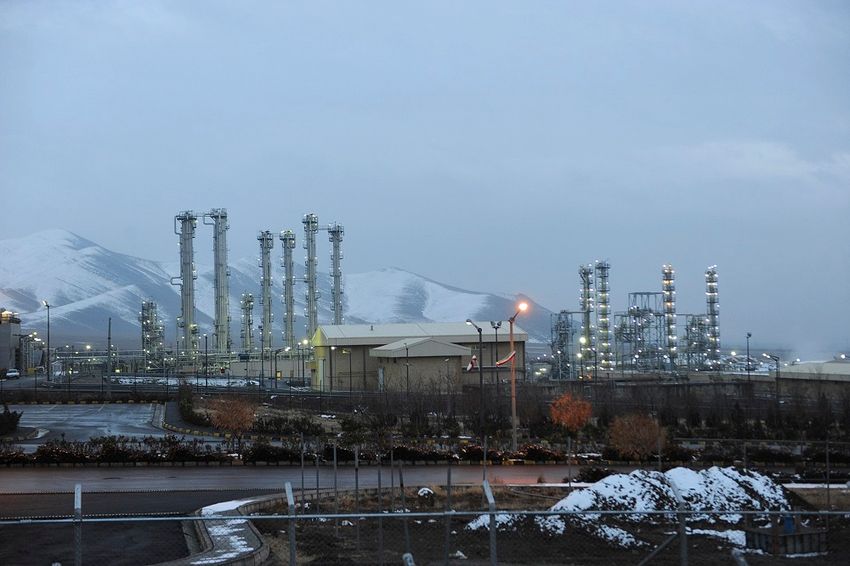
(178, 384), (211, 427)
(0, 404), (22, 435)
(243, 441), (301, 463)
(574, 466), (615, 483)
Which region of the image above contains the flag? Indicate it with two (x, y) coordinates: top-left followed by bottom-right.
(466, 355), (477, 372)
(496, 350), (516, 367)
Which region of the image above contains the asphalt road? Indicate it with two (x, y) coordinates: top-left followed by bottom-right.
(0, 463), (575, 495)
(10, 403), (160, 444)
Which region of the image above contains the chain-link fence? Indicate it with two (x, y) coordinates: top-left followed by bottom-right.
(1, 480), (848, 565)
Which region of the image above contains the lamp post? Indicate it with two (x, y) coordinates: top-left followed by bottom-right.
(746, 332), (752, 382)
(466, 320), (485, 436)
(508, 302), (528, 452)
(41, 300), (50, 399)
(404, 342), (410, 396)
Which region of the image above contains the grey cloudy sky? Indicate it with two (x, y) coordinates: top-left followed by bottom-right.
(1, 1), (848, 356)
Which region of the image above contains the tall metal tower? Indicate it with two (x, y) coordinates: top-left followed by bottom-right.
(328, 222), (344, 325)
(171, 211), (198, 362)
(139, 300), (164, 371)
(204, 208), (231, 354)
(579, 265), (595, 368)
(662, 264), (677, 369)
(302, 213), (320, 340)
(279, 229), (297, 350)
(595, 261), (613, 371)
(681, 313), (708, 370)
(240, 293), (255, 353)
(258, 231), (274, 353)
(705, 265), (720, 367)
(550, 311), (577, 380)
(626, 292), (666, 371)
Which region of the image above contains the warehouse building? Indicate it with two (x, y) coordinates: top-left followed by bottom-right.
(311, 322), (528, 393)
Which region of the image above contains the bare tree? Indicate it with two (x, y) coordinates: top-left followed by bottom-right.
(209, 397), (257, 450)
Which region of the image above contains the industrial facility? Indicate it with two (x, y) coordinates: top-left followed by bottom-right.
(155, 209), (346, 381)
(550, 261), (724, 379)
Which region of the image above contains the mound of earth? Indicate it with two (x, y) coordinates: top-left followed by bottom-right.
(468, 466), (788, 548)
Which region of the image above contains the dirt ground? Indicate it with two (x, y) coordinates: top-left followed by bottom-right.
(256, 486), (850, 565)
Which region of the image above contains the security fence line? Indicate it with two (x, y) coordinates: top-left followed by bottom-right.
(0, 481), (845, 566)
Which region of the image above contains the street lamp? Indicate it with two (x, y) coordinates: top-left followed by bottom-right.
(41, 300), (50, 399)
(466, 320), (485, 436)
(746, 332), (752, 382)
(508, 301), (528, 452)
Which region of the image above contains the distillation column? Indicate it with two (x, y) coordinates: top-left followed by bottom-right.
(258, 231), (274, 354)
(595, 261), (612, 371)
(662, 264), (678, 369)
(204, 208), (231, 354)
(279, 230), (297, 350)
(172, 211), (198, 362)
(579, 265), (595, 374)
(705, 265), (720, 367)
(303, 213), (320, 340)
(328, 223), (344, 325)
(240, 293), (255, 352)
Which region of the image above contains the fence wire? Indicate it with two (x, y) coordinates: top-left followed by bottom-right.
(1, 485), (848, 565)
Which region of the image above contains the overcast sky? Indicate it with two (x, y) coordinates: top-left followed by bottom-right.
(1, 1), (848, 357)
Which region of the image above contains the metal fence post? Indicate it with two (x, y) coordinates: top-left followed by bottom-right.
(285, 481), (297, 565)
(399, 461), (411, 555)
(74, 483), (82, 566)
(333, 441), (339, 536)
(355, 445), (360, 551)
(670, 480), (688, 566)
(300, 433), (305, 513)
(444, 461), (453, 566)
(483, 480), (497, 566)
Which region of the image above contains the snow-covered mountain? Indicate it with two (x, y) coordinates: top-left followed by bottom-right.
(0, 230), (552, 345)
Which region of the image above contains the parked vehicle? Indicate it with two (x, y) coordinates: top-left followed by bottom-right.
(5, 369), (20, 379)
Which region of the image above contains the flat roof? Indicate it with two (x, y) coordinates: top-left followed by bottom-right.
(317, 322), (527, 346)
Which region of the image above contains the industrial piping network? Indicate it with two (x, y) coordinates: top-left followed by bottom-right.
(551, 262), (721, 376)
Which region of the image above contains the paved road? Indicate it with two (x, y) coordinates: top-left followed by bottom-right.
(10, 403), (160, 444)
(0, 464), (575, 494)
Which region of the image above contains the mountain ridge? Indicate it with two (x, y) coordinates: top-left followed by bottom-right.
(0, 230), (553, 346)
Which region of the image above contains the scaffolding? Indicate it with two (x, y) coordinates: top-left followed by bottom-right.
(614, 292), (666, 372)
(139, 301), (164, 372)
(680, 313), (709, 371)
(550, 310), (578, 380)
(279, 229), (297, 350)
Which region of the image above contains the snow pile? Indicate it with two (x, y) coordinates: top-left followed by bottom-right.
(467, 467), (788, 549)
